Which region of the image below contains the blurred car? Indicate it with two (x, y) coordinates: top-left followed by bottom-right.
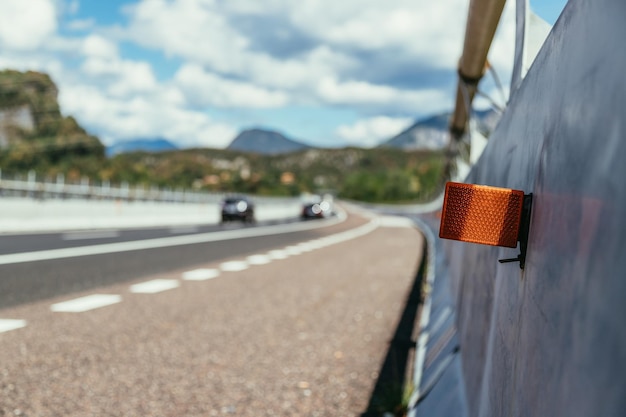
(301, 199), (332, 219)
(221, 196), (255, 223)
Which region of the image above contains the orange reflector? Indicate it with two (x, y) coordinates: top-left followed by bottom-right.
(439, 182), (525, 248)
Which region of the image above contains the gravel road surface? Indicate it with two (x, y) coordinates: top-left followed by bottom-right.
(0, 209), (423, 416)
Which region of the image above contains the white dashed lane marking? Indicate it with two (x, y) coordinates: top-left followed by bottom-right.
(51, 294), (122, 313)
(130, 279), (180, 294)
(267, 249), (289, 260)
(304, 240), (324, 250)
(0, 319), (27, 333)
(246, 255), (272, 265)
(0, 214), (345, 266)
(3, 214), (382, 332)
(296, 242), (315, 252)
(220, 261), (249, 272)
(285, 246), (304, 255)
(182, 268), (220, 281)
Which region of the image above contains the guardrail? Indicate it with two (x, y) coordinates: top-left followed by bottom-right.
(0, 170), (224, 203)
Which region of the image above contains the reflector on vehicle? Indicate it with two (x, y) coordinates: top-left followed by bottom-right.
(439, 182), (525, 248)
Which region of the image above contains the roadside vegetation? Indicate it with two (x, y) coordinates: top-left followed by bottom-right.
(0, 145), (446, 203)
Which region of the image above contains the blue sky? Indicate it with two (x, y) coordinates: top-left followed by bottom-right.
(0, 0), (568, 149)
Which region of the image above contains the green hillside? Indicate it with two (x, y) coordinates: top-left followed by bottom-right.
(106, 147), (446, 203)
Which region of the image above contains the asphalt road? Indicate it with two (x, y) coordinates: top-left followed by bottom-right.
(0, 217), (304, 255)
(0, 215), (346, 309)
(0, 206), (424, 416)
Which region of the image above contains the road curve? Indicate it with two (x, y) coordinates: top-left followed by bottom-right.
(0, 205), (423, 416)
(0, 211), (347, 308)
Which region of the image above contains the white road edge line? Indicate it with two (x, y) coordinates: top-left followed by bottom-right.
(50, 294), (122, 313)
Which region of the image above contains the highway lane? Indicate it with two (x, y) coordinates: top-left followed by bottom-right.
(0, 206), (424, 416)
(0, 211), (356, 310)
(0, 217), (305, 255)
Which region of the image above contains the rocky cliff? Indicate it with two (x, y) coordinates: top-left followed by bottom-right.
(0, 69), (103, 154)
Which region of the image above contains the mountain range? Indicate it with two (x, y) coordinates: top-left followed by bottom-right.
(106, 138), (178, 156)
(378, 108), (500, 151)
(105, 109), (500, 156)
(221, 109), (499, 154)
(227, 128), (311, 155)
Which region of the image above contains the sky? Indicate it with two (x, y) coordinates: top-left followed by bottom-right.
(0, 0), (568, 149)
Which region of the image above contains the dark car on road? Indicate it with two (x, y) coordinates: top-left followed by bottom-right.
(301, 199), (332, 219)
(221, 196), (255, 223)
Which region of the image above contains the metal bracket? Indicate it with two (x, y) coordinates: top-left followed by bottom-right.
(499, 193), (533, 269)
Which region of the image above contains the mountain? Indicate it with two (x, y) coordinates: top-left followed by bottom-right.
(106, 138), (178, 156)
(379, 108), (501, 150)
(227, 128), (311, 155)
(379, 113), (450, 150)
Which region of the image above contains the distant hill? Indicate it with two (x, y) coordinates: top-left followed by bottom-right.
(380, 113), (450, 150)
(379, 109), (501, 150)
(227, 128), (310, 155)
(106, 138), (178, 156)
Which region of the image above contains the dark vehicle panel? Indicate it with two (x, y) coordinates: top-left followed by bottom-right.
(221, 197), (255, 223)
(300, 194), (333, 220)
(301, 202), (330, 219)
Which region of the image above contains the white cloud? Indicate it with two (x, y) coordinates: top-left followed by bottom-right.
(66, 18), (96, 31)
(81, 57), (157, 96)
(317, 77), (398, 104)
(123, 0), (249, 74)
(67, 0), (80, 15)
(0, 0), (57, 50)
(175, 64), (289, 108)
(109, 62), (158, 96)
(120, 1), (462, 81)
(225, 0), (468, 68)
(82, 35), (119, 59)
(116, 0), (482, 116)
(77, 35), (158, 97)
(317, 76), (450, 112)
(0, 0), (519, 149)
(122, 1), (358, 93)
(59, 84), (236, 148)
(163, 110), (238, 149)
(336, 116), (413, 148)
(241, 46), (356, 91)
